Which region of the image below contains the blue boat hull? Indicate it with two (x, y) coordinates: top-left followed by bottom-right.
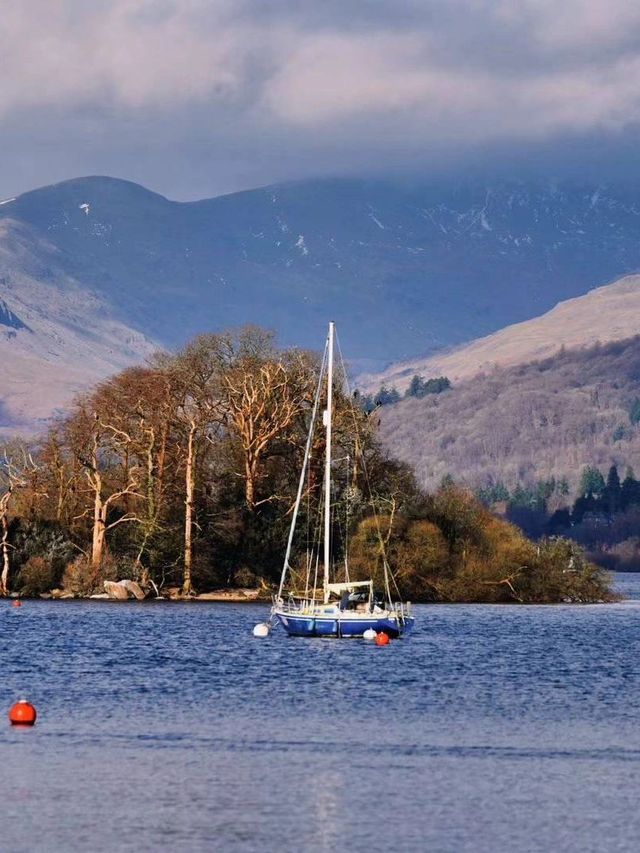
(274, 611), (414, 638)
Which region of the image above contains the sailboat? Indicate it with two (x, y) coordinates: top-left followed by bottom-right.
(259, 322), (415, 639)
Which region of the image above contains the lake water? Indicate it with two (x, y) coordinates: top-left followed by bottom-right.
(3, 574), (640, 852)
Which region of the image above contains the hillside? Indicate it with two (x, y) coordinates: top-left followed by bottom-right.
(377, 336), (640, 494)
(0, 218), (156, 433)
(362, 275), (640, 393)
(5, 174), (640, 429)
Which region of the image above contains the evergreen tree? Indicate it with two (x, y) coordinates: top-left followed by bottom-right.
(604, 464), (621, 514)
(406, 375), (425, 398)
(630, 398), (640, 425)
(373, 385), (400, 407)
(476, 481), (510, 505)
(606, 464), (621, 492)
(405, 375), (451, 399)
(572, 492), (598, 525)
(424, 377), (451, 395)
(578, 465), (605, 497)
(509, 484), (538, 509)
(536, 478), (555, 506)
(621, 471), (640, 509)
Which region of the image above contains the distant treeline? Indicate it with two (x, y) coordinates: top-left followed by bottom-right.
(474, 463), (640, 571)
(357, 374), (451, 411)
(0, 329), (609, 603)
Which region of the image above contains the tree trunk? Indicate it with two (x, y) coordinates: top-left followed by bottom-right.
(0, 514), (10, 596)
(245, 456), (256, 509)
(55, 466), (65, 522)
(183, 424), (197, 595)
(91, 480), (106, 568)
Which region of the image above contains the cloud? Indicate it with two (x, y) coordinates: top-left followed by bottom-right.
(2, 0), (640, 197)
(0, 1), (253, 112)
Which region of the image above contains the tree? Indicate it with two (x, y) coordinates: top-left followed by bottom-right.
(353, 390), (376, 414)
(0, 445), (40, 595)
(169, 335), (226, 595)
(219, 328), (315, 510)
(629, 397), (640, 425)
(405, 375), (451, 399)
(606, 465), (621, 492)
(64, 397), (143, 570)
(476, 481), (509, 505)
(93, 366), (174, 582)
(423, 377), (451, 395)
(578, 466), (605, 498)
(38, 426), (78, 525)
(621, 470), (640, 510)
(407, 375), (424, 398)
(373, 385), (401, 406)
(572, 492), (598, 525)
(604, 464), (622, 515)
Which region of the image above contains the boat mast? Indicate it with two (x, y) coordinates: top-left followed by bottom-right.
(323, 321), (334, 603)
(276, 340), (327, 601)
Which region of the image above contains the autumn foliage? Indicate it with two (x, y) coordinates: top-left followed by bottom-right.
(348, 486), (613, 603)
(0, 326), (613, 603)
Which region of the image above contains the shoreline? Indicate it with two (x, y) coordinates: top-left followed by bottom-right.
(7, 587), (272, 604)
(5, 594), (622, 605)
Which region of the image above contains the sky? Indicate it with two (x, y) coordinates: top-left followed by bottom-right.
(2, 0), (640, 200)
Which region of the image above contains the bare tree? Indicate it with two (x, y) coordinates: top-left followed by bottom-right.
(220, 329), (315, 509)
(168, 336), (226, 595)
(91, 367), (174, 583)
(65, 399), (143, 568)
(0, 444), (39, 595)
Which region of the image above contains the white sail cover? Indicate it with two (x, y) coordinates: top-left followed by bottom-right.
(326, 581), (372, 594)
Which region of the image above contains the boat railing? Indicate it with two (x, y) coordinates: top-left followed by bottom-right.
(390, 601), (412, 621)
(274, 594), (412, 618)
(272, 593), (324, 612)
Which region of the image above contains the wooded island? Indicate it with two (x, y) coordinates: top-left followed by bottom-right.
(0, 327), (613, 603)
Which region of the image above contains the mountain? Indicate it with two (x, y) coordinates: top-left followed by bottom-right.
(376, 332), (640, 496)
(0, 216), (156, 433)
(6, 176), (640, 358)
(360, 275), (640, 393)
(4, 174), (640, 430)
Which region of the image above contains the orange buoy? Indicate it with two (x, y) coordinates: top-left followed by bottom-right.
(8, 700), (37, 726)
(375, 631), (390, 646)
(12, 600), (21, 608)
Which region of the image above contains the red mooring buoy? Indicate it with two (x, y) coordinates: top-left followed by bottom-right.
(375, 631), (390, 646)
(8, 700), (37, 726)
(12, 600), (21, 608)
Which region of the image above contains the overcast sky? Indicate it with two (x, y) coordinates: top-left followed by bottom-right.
(2, 0), (640, 200)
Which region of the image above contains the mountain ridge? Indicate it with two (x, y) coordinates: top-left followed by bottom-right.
(361, 274), (640, 393)
(6, 174), (640, 358)
(4, 174), (640, 431)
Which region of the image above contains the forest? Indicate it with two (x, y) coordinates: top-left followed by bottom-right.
(477, 463), (640, 572)
(379, 336), (640, 496)
(0, 326), (612, 603)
